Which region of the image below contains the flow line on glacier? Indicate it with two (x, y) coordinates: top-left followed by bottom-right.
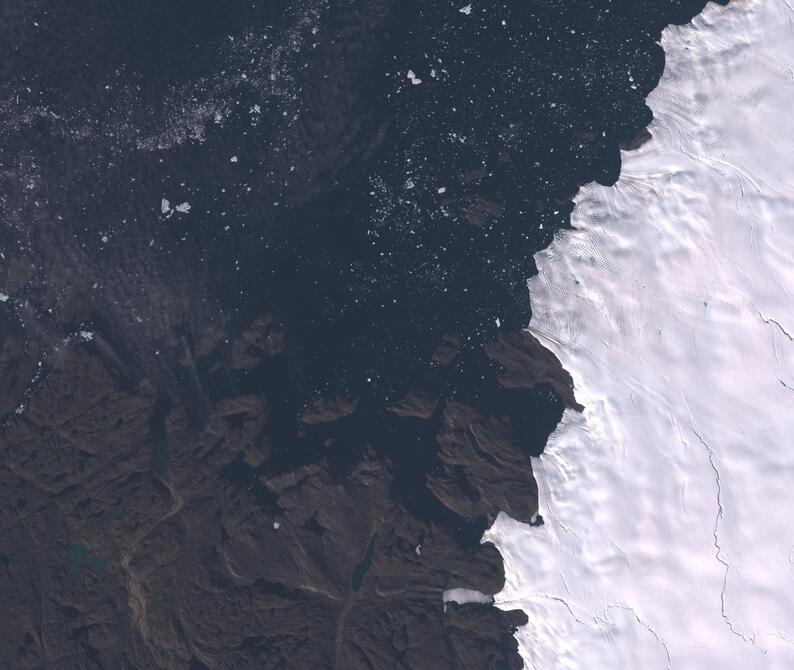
(691, 425), (763, 651)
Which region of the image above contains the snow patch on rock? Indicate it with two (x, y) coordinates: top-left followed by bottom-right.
(443, 588), (493, 609)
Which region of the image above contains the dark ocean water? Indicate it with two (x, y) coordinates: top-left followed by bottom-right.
(0, 1), (726, 668)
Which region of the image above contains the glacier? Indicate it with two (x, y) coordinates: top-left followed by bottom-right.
(485, 0), (794, 667)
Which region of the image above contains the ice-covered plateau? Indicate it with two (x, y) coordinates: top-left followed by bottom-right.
(485, 0), (794, 667)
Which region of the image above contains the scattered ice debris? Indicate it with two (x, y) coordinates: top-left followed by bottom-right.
(79, 331), (94, 342)
(407, 70), (422, 85)
(100, 234), (109, 243)
(459, 4), (473, 15)
(0, 292), (8, 302)
(162, 198), (191, 217)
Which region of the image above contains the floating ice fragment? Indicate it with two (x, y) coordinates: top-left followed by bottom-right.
(230, 155), (238, 163)
(459, 4), (472, 15)
(407, 70), (422, 85)
(161, 198), (171, 214)
(175, 202), (191, 213)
